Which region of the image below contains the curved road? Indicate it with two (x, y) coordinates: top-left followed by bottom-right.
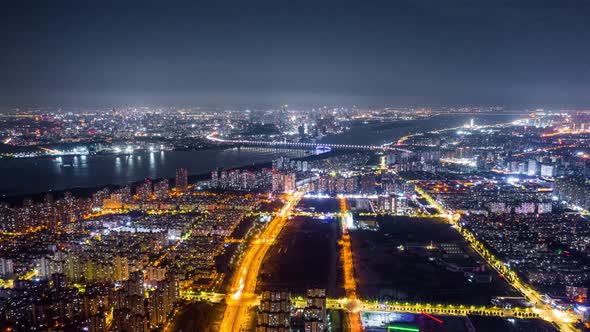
(219, 189), (304, 331)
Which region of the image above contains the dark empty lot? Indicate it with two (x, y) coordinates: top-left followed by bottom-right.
(257, 215), (344, 297)
(352, 216), (519, 304)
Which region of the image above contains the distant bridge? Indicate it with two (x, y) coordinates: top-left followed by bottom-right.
(206, 133), (412, 153)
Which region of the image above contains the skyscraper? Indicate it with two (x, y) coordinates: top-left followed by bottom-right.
(175, 168), (188, 191)
(283, 173), (296, 193)
(154, 179), (169, 199)
(272, 171), (284, 193)
(257, 291), (291, 331)
(304, 289), (327, 332)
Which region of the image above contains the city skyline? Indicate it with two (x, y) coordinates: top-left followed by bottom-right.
(0, 107), (588, 331)
(1, 2), (590, 332)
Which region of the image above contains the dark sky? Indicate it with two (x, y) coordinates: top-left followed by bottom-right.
(1, 0), (590, 109)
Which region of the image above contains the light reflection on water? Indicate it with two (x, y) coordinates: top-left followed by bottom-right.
(0, 114), (522, 196)
(0, 147), (310, 196)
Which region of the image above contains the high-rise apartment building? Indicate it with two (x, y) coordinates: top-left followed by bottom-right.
(175, 168), (188, 190)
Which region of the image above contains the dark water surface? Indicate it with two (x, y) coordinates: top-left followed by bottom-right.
(0, 113), (522, 196)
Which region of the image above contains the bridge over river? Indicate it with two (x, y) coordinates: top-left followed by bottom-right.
(206, 132), (412, 153)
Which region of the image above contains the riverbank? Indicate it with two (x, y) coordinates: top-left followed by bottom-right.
(0, 148), (344, 205)
(0, 113), (523, 199)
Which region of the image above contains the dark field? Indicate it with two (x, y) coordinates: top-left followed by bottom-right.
(256, 215), (344, 297)
(352, 216), (519, 304)
(297, 197), (341, 213)
(362, 312), (472, 332)
(171, 302), (225, 332)
(468, 316), (559, 332)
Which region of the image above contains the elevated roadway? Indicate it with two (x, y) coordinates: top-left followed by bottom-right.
(206, 132), (412, 153)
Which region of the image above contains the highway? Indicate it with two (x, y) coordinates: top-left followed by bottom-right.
(206, 132), (412, 153)
(192, 185), (577, 331)
(339, 198), (363, 332)
(218, 189), (304, 331)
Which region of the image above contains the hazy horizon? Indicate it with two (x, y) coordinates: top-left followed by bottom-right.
(2, 0), (590, 109)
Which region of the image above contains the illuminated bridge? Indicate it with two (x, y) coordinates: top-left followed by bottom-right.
(181, 291), (539, 320)
(206, 133), (412, 153)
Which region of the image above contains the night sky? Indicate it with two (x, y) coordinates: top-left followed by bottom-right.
(1, 0), (589, 108)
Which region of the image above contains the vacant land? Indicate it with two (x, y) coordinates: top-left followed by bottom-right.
(171, 302), (225, 332)
(257, 215), (344, 297)
(352, 216), (519, 304)
(468, 316), (558, 332)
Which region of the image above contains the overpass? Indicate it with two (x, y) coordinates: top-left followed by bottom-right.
(206, 132), (412, 153)
(181, 291), (539, 320)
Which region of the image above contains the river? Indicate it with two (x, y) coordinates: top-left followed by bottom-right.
(0, 113), (523, 196)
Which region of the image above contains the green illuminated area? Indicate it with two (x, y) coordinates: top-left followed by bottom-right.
(388, 325), (420, 332)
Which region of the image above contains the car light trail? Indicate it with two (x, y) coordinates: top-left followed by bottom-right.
(420, 312), (443, 324)
(388, 326), (420, 332)
(219, 188), (304, 332)
(339, 197), (362, 332)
